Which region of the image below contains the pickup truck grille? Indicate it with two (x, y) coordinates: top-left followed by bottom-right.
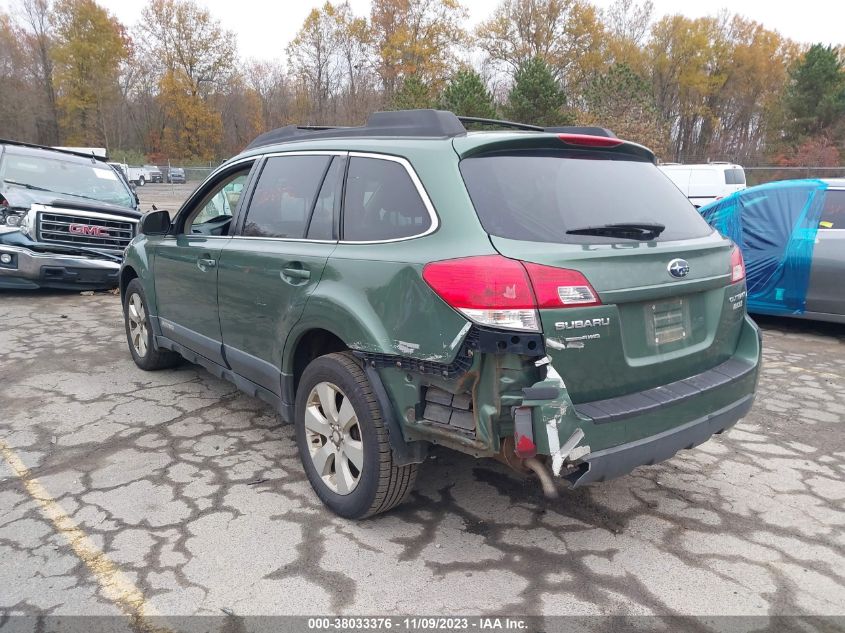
(38, 212), (136, 250)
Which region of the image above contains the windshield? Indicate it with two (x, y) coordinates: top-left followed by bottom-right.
(460, 152), (713, 244)
(0, 153), (135, 208)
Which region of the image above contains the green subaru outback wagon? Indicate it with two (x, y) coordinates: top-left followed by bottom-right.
(120, 110), (760, 519)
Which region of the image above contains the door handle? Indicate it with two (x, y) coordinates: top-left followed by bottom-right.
(197, 257), (217, 272)
(281, 267), (310, 280)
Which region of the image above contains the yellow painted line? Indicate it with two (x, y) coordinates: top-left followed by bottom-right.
(0, 439), (162, 626)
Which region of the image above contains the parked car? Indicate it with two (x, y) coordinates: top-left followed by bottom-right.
(120, 110), (761, 519)
(659, 162), (746, 208)
(700, 179), (845, 323)
(167, 167), (186, 184)
(143, 164), (163, 183)
(0, 140), (141, 290)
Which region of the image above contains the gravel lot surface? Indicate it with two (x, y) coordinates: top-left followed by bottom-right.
(1, 293), (843, 628)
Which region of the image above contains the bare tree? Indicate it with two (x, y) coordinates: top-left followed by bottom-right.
(19, 0), (59, 143)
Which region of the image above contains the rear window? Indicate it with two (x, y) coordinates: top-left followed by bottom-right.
(342, 157), (431, 241)
(724, 168), (746, 185)
(460, 153), (713, 244)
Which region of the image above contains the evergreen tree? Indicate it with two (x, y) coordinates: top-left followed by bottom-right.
(391, 75), (433, 110)
(439, 69), (497, 119)
(503, 57), (571, 126)
(583, 63), (669, 155)
(784, 44), (845, 140)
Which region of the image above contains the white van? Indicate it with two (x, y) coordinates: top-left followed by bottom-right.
(659, 163), (746, 208)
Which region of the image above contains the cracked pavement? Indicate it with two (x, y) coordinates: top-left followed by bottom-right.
(0, 291), (843, 622)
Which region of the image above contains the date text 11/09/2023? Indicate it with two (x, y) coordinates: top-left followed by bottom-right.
(307, 617), (529, 631)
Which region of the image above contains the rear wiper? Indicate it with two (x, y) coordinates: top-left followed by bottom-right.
(566, 222), (666, 240)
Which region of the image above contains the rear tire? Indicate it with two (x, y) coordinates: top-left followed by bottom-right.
(123, 278), (180, 371)
(137, 176), (145, 186)
(295, 352), (417, 519)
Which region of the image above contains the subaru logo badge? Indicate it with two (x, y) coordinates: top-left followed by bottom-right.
(668, 258), (690, 279)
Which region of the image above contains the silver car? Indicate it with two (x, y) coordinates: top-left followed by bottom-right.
(700, 178), (844, 324)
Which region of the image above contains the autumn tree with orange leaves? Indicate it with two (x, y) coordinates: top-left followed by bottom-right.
(137, 0), (238, 159)
(50, 0), (129, 146)
(1, 0), (842, 168)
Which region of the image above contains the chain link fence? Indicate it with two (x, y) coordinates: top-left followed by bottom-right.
(745, 166), (845, 186)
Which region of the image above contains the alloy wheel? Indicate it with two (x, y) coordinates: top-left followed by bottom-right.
(303, 381), (364, 495)
(127, 293), (148, 357)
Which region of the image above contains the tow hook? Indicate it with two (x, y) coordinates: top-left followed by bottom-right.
(524, 457), (558, 498)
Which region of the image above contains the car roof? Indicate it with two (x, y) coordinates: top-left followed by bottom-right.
(231, 109), (654, 166)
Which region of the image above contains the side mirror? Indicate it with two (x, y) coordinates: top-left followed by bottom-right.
(140, 209), (171, 235)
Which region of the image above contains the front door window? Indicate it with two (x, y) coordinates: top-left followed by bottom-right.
(186, 172), (249, 235)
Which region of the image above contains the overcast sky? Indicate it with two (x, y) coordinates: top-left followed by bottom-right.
(7, 0), (845, 62)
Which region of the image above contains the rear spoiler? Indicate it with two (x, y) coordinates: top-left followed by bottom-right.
(453, 133), (656, 164)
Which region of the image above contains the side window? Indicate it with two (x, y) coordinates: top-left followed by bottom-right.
(186, 170), (250, 234)
(724, 168), (746, 185)
(242, 155), (330, 239)
(307, 157), (341, 240)
(342, 157), (431, 241)
(820, 190), (845, 229)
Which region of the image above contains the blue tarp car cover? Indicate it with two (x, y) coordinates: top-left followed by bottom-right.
(699, 179), (828, 316)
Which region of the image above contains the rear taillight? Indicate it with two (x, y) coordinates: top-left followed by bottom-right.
(422, 255), (539, 331)
(522, 262), (601, 308)
(730, 246), (745, 283)
(422, 255), (601, 332)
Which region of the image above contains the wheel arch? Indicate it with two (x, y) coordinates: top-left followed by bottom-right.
(119, 265), (138, 300)
(287, 327), (349, 401)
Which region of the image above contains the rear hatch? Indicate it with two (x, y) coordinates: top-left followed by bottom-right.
(457, 136), (745, 404)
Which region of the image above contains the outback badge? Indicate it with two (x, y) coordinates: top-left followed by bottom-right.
(668, 258), (690, 279)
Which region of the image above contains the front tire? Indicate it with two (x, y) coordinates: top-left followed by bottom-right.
(295, 352), (417, 519)
(123, 278), (179, 370)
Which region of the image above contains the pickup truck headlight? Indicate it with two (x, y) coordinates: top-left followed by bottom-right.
(20, 210), (36, 238)
(4, 212), (22, 227)
(0, 208), (26, 232)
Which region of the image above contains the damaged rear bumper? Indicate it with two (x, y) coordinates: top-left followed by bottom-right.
(0, 243), (121, 290)
(564, 393), (753, 486)
(521, 315), (760, 485)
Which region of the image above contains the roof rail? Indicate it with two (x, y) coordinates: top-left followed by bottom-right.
(244, 109), (619, 149)
(245, 110), (467, 150)
(457, 116), (543, 132)
(0, 138), (109, 161)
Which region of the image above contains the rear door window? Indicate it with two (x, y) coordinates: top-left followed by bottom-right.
(242, 155), (330, 239)
(307, 157), (342, 240)
(460, 153), (712, 244)
(342, 156), (431, 241)
(820, 190), (845, 229)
